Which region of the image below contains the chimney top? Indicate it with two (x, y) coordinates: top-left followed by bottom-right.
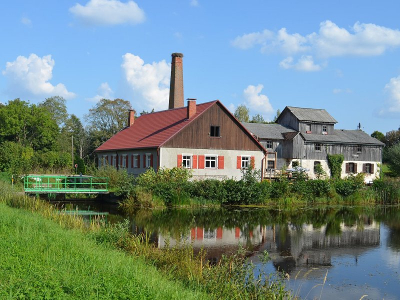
(171, 53), (183, 58)
(128, 109), (136, 127)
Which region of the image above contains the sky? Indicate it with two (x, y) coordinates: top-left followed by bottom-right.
(1, 0), (400, 135)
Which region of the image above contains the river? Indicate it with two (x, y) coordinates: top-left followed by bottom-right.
(53, 201), (400, 299)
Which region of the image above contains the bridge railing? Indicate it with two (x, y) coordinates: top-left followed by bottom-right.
(23, 175), (109, 193)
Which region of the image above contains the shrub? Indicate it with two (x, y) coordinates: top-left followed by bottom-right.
(327, 154), (344, 179)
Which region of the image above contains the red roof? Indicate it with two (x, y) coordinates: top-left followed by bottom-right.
(96, 101), (216, 151)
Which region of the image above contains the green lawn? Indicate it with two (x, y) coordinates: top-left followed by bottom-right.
(0, 203), (209, 299)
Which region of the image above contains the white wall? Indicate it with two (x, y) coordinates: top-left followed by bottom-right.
(160, 147), (265, 181)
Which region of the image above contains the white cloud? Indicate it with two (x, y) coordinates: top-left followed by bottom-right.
(87, 82), (114, 102)
(21, 17), (32, 26)
(190, 0), (199, 7)
(2, 54), (75, 100)
(69, 0), (145, 26)
(243, 84), (274, 119)
(121, 53), (170, 111)
(231, 29), (273, 50)
(381, 75), (400, 114)
(279, 55), (322, 72)
(233, 20), (400, 70)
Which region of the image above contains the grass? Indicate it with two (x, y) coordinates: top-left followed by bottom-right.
(0, 202), (209, 299)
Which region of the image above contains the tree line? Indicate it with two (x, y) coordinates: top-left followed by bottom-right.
(0, 96), (131, 176)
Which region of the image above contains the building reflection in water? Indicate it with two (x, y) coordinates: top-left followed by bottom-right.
(156, 221), (380, 274)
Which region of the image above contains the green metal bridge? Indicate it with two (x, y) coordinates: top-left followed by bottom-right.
(24, 175), (109, 194)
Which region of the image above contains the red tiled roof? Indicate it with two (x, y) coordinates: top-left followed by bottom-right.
(96, 101), (217, 151)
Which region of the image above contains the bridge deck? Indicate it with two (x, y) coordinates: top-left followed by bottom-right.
(24, 175), (109, 194)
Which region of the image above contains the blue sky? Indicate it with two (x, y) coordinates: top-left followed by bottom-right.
(1, 0), (400, 134)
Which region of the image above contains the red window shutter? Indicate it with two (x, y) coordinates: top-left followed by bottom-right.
(345, 163), (349, 173)
(235, 227), (240, 239)
(138, 156), (140, 168)
(191, 228), (196, 240)
(371, 164), (374, 174)
(237, 156), (241, 169)
(216, 227), (223, 239)
(143, 155), (146, 167)
(196, 227), (203, 240)
(363, 164), (366, 173)
(177, 154), (183, 168)
(192, 155), (197, 169)
(126, 156), (128, 168)
(218, 156), (224, 169)
(150, 154), (153, 168)
(251, 156), (255, 168)
(131, 155), (134, 168)
(198, 155), (205, 169)
(354, 163), (357, 173)
(120, 155), (122, 166)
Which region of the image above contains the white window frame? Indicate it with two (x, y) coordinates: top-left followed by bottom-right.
(133, 154), (139, 168)
(205, 155), (218, 169)
(315, 143), (322, 151)
(306, 123), (312, 132)
(112, 155), (117, 167)
(241, 156), (250, 169)
(122, 155), (127, 168)
(204, 229), (216, 240)
(145, 153), (152, 168)
(102, 155), (107, 167)
(322, 125), (327, 133)
(266, 141), (273, 149)
(365, 163), (372, 174)
(182, 154), (192, 169)
(267, 160), (275, 170)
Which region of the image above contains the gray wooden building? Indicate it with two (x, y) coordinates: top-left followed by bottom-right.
(243, 106), (384, 182)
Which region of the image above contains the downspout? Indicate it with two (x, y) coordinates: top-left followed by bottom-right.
(157, 147), (161, 172)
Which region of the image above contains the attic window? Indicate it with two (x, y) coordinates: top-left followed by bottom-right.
(210, 126), (220, 137)
(357, 145), (362, 153)
(266, 141), (273, 149)
(322, 125), (327, 134)
(315, 143), (322, 151)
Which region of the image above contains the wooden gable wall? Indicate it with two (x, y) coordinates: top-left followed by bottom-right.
(163, 102), (262, 151)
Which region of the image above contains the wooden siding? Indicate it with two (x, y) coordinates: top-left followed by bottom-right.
(163, 102), (262, 151)
(299, 122), (334, 134)
(277, 111), (299, 130)
(303, 143), (382, 161)
(281, 134), (304, 159)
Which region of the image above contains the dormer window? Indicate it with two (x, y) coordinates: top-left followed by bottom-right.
(210, 125), (220, 137)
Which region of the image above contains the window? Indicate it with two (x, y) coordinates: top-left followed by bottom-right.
(102, 155), (107, 166)
(122, 155), (127, 168)
(346, 162), (357, 173)
(357, 145), (362, 153)
(267, 160), (275, 169)
(266, 141), (273, 149)
(241, 156), (250, 169)
(364, 163), (374, 174)
(133, 155), (139, 168)
(145, 154), (152, 168)
(112, 155), (116, 167)
(204, 229), (216, 239)
(306, 124), (311, 133)
(210, 126), (220, 137)
(322, 125), (327, 133)
(182, 155), (192, 169)
(205, 155), (217, 168)
(314, 161), (321, 173)
(315, 143), (322, 151)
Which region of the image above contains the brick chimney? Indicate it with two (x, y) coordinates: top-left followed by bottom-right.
(187, 98), (196, 119)
(168, 53), (184, 109)
(128, 109), (135, 127)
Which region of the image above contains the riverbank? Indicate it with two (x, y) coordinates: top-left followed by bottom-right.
(0, 203), (209, 299)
